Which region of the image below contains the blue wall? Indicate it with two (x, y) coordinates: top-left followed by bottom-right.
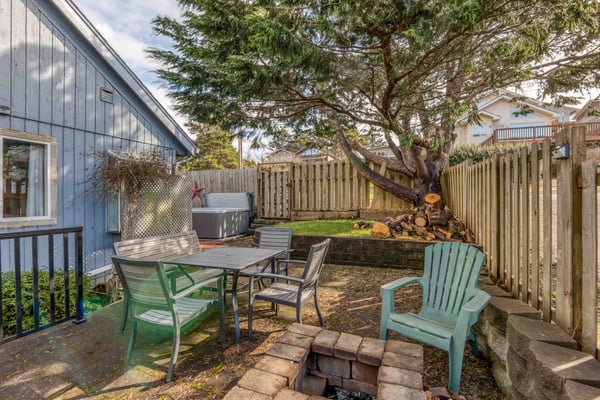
(0, 0), (193, 273)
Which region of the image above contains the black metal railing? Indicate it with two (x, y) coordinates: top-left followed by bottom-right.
(0, 227), (85, 343)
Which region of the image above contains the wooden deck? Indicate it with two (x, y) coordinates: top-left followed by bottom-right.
(481, 122), (600, 145)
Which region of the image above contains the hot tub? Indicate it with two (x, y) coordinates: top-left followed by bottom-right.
(192, 193), (253, 239)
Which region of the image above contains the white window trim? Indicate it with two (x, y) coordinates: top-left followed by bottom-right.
(106, 191), (121, 233)
(471, 123), (489, 137)
(0, 129), (57, 228)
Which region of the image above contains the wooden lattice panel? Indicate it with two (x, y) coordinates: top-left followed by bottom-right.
(125, 175), (192, 239)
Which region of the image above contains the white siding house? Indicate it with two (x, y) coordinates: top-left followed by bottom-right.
(454, 90), (568, 146)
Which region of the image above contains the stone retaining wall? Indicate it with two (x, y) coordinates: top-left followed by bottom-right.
(475, 283), (600, 400)
(249, 233), (430, 269)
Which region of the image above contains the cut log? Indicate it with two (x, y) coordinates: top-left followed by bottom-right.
(429, 210), (452, 226)
(415, 226), (427, 235)
(389, 218), (405, 232)
(431, 230), (448, 241)
(423, 232), (436, 241)
(400, 222), (415, 231)
(424, 193), (443, 209)
(397, 213), (413, 223)
(371, 221), (391, 238)
(436, 227), (453, 239)
(414, 210), (428, 227)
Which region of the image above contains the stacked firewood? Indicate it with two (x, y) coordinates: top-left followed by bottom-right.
(371, 193), (475, 242)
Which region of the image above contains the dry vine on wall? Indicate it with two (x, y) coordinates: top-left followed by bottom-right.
(90, 151), (176, 298)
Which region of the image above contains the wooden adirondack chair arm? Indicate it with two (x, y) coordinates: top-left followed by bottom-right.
(380, 276), (423, 293)
(171, 276), (222, 301)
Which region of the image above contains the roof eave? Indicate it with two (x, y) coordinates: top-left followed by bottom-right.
(54, 0), (197, 155)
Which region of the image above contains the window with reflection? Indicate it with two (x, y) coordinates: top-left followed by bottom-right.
(2, 138), (48, 218)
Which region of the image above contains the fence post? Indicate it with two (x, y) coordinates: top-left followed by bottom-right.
(555, 126), (585, 339)
(581, 159), (598, 356)
(73, 229), (87, 324)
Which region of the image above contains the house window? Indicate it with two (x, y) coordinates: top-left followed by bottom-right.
(0, 129), (56, 227)
(509, 106), (538, 119)
(471, 123), (489, 137)
(106, 192), (120, 233)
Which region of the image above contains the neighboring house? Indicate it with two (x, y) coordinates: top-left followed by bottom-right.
(454, 89), (571, 146)
(0, 0), (196, 274)
(296, 146), (332, 161)
(572, 99), (600, 123)
(369, 145), (395, 158)
(262, 147), (332, 164)
(261, 149), (299, 164)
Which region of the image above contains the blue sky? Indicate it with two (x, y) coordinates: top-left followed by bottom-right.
(77, 0), (186, 128)
(76, 0), (266, 159)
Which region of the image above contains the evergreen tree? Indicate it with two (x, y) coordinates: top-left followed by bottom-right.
(150, 0), (600, 204)
(179, 125), (239, 171)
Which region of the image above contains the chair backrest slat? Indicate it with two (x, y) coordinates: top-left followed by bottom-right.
(421, 243), (485, 321)
(443, 244), (471, 313)
(258, 227), (293, 257)
(113, 231), (201, 260)
(301, 239), (331, 288)
(112, 256), (171, 309)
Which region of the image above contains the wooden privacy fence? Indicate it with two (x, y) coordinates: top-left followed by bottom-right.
(442, 126), (599, 356)
(185, 161), (412, 219)
(258, 160), (412, 220)
(185, 169), (259, 208)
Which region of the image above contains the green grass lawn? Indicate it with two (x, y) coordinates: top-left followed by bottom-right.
(276, 219), (373, 237)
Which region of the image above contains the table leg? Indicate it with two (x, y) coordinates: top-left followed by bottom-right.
(231, 272), (241, 343)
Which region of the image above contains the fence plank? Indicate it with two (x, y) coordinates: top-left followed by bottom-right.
(521, 148), (530, 303)
(531, 143), (540, 309)
(542, 139), (553, 322)
(512, 151), (520, 297)
(581, 159), (598, 356)
(504, 157), (512, 289)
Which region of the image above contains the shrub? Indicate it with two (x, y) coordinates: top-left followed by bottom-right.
(1, 269), (91, 337)
(449, 143), (527, 166)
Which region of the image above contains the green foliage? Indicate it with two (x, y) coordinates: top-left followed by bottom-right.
(1, 270), (91, 337)
(149, 0), (600, 204)
(276, 220), (373, 237)
(180, 125), (241, 171)
(449, 144), (527, 166)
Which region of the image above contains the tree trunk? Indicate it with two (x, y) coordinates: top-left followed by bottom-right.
(335, 120), (447, 207)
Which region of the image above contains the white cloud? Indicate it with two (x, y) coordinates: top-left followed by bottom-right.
(77, 0), (189, 133)
(145, 82), (190, 131)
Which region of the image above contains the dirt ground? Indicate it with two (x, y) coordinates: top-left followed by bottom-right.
(138, 263), (504, 400)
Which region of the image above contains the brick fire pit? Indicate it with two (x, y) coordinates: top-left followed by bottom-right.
(224, 323), (426, 399)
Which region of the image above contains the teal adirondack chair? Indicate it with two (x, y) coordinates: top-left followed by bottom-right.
(379, 242), (491, 394)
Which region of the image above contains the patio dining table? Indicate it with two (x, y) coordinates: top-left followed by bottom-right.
(168, 247), (284, 343)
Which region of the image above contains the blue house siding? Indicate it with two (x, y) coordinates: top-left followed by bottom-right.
(0, 0), (195, 273)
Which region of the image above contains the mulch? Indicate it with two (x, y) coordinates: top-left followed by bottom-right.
(139, 263), (504, 399)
